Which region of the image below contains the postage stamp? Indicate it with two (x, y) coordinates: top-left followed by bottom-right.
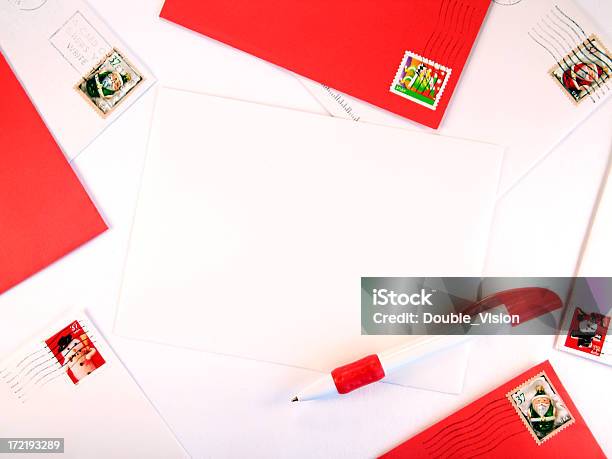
(76, 49), (143, 117)
(550, 34), (612, 105)
(45, 320), (105, 385)
(564, 306), (610, 357)
(506, 371), (574, 445)
(389, 51), (452, 110)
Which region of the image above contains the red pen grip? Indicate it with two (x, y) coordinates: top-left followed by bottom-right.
(331, 354), (385, 394)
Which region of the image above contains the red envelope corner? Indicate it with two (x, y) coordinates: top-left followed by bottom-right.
(0, 53), (107, 294)
(381, 361), (604, 459)
(159, 0), (491, 129)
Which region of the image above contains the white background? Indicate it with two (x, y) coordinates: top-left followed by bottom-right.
(0, 0), (611, 457)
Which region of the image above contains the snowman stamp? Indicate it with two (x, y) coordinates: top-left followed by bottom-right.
(76, 49), (144, 117)
(507, 371), (574, 445)
(389, 51), (452, 110)
(550, 34), (612, 105)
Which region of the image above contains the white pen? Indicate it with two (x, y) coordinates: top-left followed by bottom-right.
(292, 335), (472, 402)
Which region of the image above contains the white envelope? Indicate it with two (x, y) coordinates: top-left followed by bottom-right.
(0, 0), (155, 160)
(579, 161), (612, 275)
(298, 0), (612, 195)
(113, 87), (503, 392)
(0, 310), (187, 458)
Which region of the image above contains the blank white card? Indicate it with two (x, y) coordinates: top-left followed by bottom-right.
(114, 87), (503, 392)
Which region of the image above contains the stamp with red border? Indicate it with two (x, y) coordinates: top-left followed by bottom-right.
(45, 320), (105, 385)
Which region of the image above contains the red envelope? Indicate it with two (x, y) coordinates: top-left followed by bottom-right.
(0, 53), (107, 294)
(381, 361), (604, 459)
(160, 0), (491, 129)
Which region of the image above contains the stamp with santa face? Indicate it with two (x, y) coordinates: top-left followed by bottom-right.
(389, 51), (452, 110)
(45, 320), (106, 385)
(507, 372), (574, 445)
(76, 49), (144, 117)
(564, 306), (610, 357)
(551, 34), (612, 105)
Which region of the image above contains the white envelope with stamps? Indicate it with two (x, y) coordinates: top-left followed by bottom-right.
(0, 0), (155, 159)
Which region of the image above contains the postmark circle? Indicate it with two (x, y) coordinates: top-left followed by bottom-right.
(6, 0), (48, 11)
(492, 0), (523, 5)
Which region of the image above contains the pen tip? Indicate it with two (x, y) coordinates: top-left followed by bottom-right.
(291, 396), (299, 402)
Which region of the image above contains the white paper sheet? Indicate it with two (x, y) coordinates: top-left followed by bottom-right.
(113, 87), (503, 392)
(298, 0), (612, 195)
(0, 0), (155, 160)
(0, 310), (187, 458)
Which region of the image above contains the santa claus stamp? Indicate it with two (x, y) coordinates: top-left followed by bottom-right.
(564, 307), (610, 357)
(551, 34), (612, 105)
(389, 51), (452, 110)
(76, 49), (144, 117)
(45, 320), (105, 385)
(507, 372), (574, 445)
